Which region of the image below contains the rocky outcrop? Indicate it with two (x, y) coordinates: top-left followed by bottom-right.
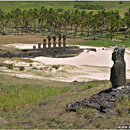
(0, 46), (83, 58)
(66, 85), (130, 113)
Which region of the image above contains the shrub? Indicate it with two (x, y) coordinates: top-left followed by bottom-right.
(57, 8), (63, 12)
(7, 64), (13, 70)
(119, 1), (123, 4)
(73, 121), (78, 127)
(74, 3), (104, 10)
(51, 65), (60, 69)
(19, 66), (25, 71)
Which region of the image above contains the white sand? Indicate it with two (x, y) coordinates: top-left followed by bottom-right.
(33, 49), (113, 67)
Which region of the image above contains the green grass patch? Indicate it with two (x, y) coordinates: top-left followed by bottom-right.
(7, 64), (13, 70)
(81, 84), (96, 90)
(70, 39), (130, 47)
(51, 65), (60, 70)
(0, 84), (70, 111)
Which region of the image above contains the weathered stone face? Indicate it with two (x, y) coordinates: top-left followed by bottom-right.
(110, 47), (126, 88)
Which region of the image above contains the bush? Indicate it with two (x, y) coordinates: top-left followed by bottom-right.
(57, 8), (64, 12)
(7, 64), (13, 70)
(19, 66), (25, 71)
(119, 1), (123, 4)
(74, 3), (104, 10)
(51, 65), (60, 69)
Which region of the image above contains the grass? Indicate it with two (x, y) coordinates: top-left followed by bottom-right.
(0, 1), (130, 17)
(0, 74), (130, 129)
(70, 38), (130, 47)
(0, 83), (70, 111)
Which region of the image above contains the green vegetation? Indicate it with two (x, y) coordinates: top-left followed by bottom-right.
(74, 3), (104, 10)
(73, 121), (78, 127)
(0, 84), (70, 111)
(51, 65), (60, 70)
(0, 74), (130, 129)
(19, 66), (25, 71)
(7, 64), (13, 70)
(0, 2), (130, 42)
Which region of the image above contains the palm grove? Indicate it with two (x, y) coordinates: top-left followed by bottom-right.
(0, 6), (130, 40)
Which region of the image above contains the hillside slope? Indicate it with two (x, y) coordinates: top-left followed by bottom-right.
(0, 1), (130, 17)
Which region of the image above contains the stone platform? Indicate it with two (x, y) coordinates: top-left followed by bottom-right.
(0, 46), (83, 58)
(66, 84), (130, 113)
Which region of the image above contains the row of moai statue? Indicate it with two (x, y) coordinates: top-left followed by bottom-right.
(33, 35), (66, 49)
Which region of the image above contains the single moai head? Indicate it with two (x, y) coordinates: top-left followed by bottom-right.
(110, 46), (126, 88)
(112, 46), (125, 62)
(47, 35), (51, 42)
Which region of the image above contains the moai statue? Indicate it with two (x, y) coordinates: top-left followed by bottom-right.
(33, 45), (36, 50)
(63, 35), (66, 42)
(53, 36), (56, 48)
(47, 35), (51, 48)
(58, 35), (62, 41)
(47, 35), (51, 42)
(58, 35), (62, 48)
(43, 39), (46, 48)
(38, 43), (41, 49)
(58, 40), (61, 47)
(110, 46), (126, 88)
(63, 35), (66, 48)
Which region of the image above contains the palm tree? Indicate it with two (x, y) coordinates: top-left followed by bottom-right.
(73, 9), (80, 38)
(107, 10), (122, 39)
(5, 12), (13, 35)
(86, 11), (93, 39)
(11, 8), (22, 35)
(0, 9), (6, 34)
(91, 13), (98, 40)
(97, 10), (107, 40)
(80, 11), (86, 38)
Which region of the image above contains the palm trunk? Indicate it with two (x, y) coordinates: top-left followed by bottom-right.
(70, 23), (73, 30)
(34, 20), (36, 33)
(94, 25), (96, 40)
(59, 20), (62, 34)
(8, 23), (10, 35)
(41, 21), (43, 34)
(57, 21), (59, 35)
(74, 24), (77, 38)
(63, 21), (66, 35)
(101, 26), (104, 40)
(15, 22), (18, 35)
(87, 25), (90, 39)
(81, 21), (83, 38)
